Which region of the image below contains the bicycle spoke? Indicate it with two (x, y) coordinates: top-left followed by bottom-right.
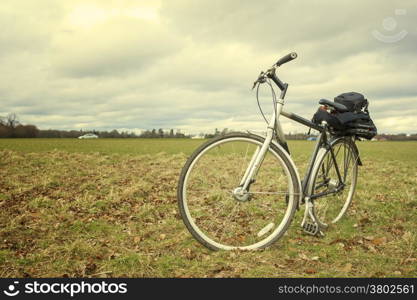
(238, 143), (250, 179)
(188, 189), (232, 194)
(343, 144), (349, 181)
(248, 191), (298, 195)
(325, 144), (342, 178)
(345, 145), (354, 181)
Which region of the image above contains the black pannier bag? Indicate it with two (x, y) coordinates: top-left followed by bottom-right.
(312, 92), (377, 140)
(336, 111), (377, 139)
(312, 108), (343, 130)
(334, 92), (368, 113)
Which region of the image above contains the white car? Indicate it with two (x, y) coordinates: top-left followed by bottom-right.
(78, 133), (98, 139)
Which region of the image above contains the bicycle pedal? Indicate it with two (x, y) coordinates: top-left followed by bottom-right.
(302, 222), (320, 236)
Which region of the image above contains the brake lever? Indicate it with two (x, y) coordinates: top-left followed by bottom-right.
(252, 71), (266, 90)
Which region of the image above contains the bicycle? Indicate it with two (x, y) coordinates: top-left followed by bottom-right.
(177, 52), (362, 250)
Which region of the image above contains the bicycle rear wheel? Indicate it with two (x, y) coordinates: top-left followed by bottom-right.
(177, 133), (300, 250)
(308, 137), (358, 227)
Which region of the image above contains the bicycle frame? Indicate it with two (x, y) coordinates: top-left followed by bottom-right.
(239, 86), (349, 204)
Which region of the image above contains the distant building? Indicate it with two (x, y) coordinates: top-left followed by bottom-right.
(191, 135), (205, 139)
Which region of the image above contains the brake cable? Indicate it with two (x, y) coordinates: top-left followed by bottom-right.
(255, 77), (278, 125)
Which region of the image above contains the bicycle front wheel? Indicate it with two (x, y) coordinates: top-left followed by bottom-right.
(177, 133), (299, 250)
(308, 137), (358, 227)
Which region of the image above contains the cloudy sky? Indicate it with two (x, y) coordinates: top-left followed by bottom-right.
(0, 0), (416, 134)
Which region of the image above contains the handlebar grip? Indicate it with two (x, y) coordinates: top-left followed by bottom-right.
(275, 52), (297, 67)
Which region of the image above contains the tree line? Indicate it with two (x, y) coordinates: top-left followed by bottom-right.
(0, 113), (40, 138)
(139, 128), (186, 138)
(0, 114), (188, 138)
(374, 133), (417, 141)
(1, 113), (416, 140)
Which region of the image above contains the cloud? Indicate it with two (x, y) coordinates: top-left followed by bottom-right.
(0, 0), (416, 135)
(51, 17), (183, 77)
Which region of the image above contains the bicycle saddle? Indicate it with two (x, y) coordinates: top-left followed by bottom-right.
(319, 99), (349, 113)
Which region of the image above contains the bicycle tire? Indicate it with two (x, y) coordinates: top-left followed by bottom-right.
(308, 137), (358, 227)
(177, 132), (300, 250)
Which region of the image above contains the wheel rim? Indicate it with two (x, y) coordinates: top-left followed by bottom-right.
(181, 137), (295, 250)
(312, 141), (357, 225)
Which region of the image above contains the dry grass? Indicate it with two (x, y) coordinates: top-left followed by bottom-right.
(0, 140), (416, 277)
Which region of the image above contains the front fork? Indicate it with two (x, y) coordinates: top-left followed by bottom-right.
(238, 101), (284, 192)
(238, 127), (274, 191)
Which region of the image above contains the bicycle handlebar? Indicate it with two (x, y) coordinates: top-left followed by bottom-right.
(252, 52), (298, 92)
(275, 52), (297, 67)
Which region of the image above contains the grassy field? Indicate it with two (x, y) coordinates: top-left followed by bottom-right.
(0, 138), (416, 277)
(0, 138), (203, 155)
